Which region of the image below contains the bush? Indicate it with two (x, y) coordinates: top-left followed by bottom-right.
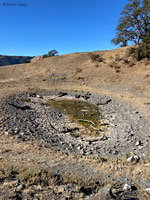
(42, 54), (49, 59)
(109, 61), (120, 70)
(123, 59), (130, 64)
(115, 56), (122, 62)
(90, 53), (104, 62)
(129, 41), (150, 61)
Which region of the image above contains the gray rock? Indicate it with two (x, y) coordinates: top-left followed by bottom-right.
(123, 183), (132, 191)
(135, 140), (142, 146)
(127, 155), (140, 163)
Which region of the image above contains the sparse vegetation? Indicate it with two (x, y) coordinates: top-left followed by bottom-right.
(115, 56), (122, 62)
(90, 53), (104, 62)
(109, 61), (121, 73)
(0, 161), (102, 190)
(27, 87), (46, 94)
(123, 58), (130, 64)
(92, 156), (108, 163)
(109, 61), (120, 69)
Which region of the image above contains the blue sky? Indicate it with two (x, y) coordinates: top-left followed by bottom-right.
(0, 0), (128, 56)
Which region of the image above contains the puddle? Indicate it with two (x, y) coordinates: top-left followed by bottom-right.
(47, 99), (104, 133)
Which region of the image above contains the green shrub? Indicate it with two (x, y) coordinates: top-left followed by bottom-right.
(129, 42), (150, 61)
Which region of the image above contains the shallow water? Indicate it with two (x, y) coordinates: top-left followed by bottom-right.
(47, 99), (102, 131)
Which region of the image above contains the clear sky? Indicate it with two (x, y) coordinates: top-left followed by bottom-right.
(0, 0), (128, 56)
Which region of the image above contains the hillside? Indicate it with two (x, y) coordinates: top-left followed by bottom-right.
(0, 46), (150, 116)
(0, 46), (150, 199)
(0, 55), (33, 66)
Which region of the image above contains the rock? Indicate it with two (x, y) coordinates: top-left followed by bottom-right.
(135, 140), (142, 146)
(127, 156), (135, 162)
(145, 188), (150, 193)
(34, 185), (43, 191)
(58, 92), (68, 97)
(14, 128), (19, 134)
(138, 146), (143, 150)
(75, 94), (81, 98)
(36, 95), (41, 98)
(16, 184), (24, 191)
(97, 99), (111, 105)
(20, 132), (24, 136)
(30, 55), (43, 63)
(100, 135), (108, 141)
(4, 178), (19, 186)
(127, 155), (140, 163)
(57, 186), (65, 194)
(4, 131), (9, 135)
(123, 183), (132, 191)
(92, 185), (113, 200)
(83, 92), (91, 100)
(29, 93), (36, 97)
(144, 163), (150, 166)
(77, 146), (82, 150)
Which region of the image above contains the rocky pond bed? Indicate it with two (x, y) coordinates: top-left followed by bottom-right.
(1, 90), (150, 199)
(1, 90), (150, 158)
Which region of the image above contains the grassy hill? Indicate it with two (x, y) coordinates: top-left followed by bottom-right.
(0, 46), (150, 199)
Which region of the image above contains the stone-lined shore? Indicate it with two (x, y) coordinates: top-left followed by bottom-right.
(1, 90), (150, 158)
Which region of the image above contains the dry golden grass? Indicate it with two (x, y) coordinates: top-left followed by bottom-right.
(0, 46), (150, 198)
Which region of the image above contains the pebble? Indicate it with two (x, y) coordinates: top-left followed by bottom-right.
(127, 155), (140, 163)
(144, 163), (150, 166)
(20, 132), (24, 136)
(16, 184), (24, 191)
(57, 186), (65, 194)
(123, 183), (132, 191)
(135, 140), (142, 146)
(145, 188), (150, 193)
(4, 131), (9, 135)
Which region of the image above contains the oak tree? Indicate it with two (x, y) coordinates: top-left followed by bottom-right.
(111, 0), (150, 60)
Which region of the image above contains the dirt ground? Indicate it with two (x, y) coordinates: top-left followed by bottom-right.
(0, 46), (150, 199)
